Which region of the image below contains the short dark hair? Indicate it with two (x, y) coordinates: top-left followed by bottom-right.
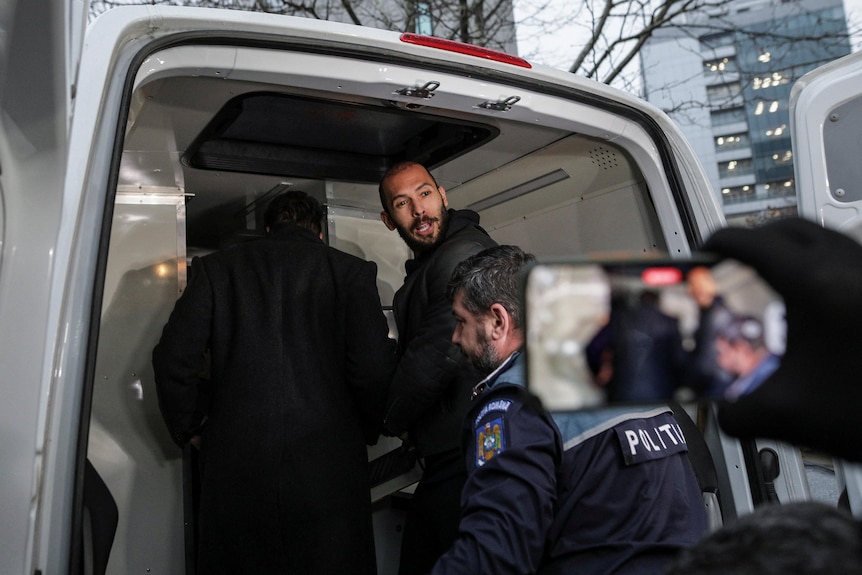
(264, 191), (324, 235)
(378, 161), (438, 214)
(446, 245), (535, 329)
(666, 501), (862, 575)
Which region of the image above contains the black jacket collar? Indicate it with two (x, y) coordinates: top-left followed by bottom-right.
(268, 222), (322, 243)
(406, 209), (482, 273)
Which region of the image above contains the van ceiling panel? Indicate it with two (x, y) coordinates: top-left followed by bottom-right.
(448, 134), (642, 229)
(121, 72), (571, 250)
(185, 92), (499, 183)
(121, 42), (676, 252)
(490, 182), (664, 257)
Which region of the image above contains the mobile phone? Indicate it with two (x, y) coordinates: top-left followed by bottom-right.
(522, 256), (786, 411)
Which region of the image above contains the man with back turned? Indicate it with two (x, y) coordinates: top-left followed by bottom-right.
(153, 190), (395, 574)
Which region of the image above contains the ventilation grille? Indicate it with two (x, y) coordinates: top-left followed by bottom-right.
(589, 146), (620, 170)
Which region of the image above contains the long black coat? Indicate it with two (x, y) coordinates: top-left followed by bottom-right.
(152, 223), (396, 574)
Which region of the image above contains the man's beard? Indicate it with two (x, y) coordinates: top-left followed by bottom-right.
(396, 209), (450, 254)
(471, 336), (503, 376)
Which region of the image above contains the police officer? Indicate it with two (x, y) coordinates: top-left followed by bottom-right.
(433, 245), (708, 574)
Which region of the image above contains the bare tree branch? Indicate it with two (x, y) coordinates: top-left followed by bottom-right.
(89, 0), (856, 93)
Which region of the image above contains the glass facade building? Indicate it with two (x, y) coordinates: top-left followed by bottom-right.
(641, 0), (851, 226)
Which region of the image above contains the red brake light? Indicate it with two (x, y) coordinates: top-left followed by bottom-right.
(400, 33), (532, 68)
(641, 267), (683, 286)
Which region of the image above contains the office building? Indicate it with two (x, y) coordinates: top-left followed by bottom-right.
(641, 0), (850, 225)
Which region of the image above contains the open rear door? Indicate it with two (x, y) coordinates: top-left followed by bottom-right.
(792, 50), (862, 238)
(0, 0), (81, 574)
(791, 50), (862, 517)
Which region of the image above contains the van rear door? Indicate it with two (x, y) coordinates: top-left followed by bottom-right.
(790, 50), (862, 518)
(792, 50), (862, 237)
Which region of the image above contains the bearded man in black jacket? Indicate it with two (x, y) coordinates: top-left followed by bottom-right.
(379, 161), (498, 575)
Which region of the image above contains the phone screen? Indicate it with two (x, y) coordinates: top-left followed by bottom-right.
(523, 257), (785, 411)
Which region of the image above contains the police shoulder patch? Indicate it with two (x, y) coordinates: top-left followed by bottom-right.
(475, 416), (506, 467)
(613, 411), (689, 466)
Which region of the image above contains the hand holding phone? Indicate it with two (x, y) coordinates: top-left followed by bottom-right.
(704, 218), (862, 462)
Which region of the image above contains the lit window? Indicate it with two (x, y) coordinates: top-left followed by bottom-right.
(758, 52), (771, 63)
(752, 71), (789, 91)
(755, 101), (764, 115)
(705, 57), (732, 73)
(765, 124), (786, 137)
(728, 160), (738, 170)
(715, 134), (748, 151)
(721, 184), (758, 203)
(769, 101), (779, 113)
(762, 179), (796, 197)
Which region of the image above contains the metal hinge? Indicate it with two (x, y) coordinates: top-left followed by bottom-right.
(394, 81), (440, 99)
(478, 95), (521, 112)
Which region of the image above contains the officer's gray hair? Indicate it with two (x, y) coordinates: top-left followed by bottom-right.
(446, 245), (535, 329)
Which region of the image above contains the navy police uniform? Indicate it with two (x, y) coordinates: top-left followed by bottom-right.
(432, 352), (708, 575)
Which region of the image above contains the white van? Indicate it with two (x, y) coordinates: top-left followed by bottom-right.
(1, 2), (860, 574)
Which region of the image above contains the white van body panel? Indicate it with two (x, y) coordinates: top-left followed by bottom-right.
(792, 50), (862, 235)
(0, 1), (76, 574)
(1, 5), (735, 574)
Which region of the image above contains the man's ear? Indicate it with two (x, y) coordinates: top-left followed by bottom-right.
(439, 186), (449, 208)
(380, 210), (396, 231)
(487, 303), (511, 340)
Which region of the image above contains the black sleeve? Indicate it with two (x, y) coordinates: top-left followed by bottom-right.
(383, 239), (492, 434)
(432, 389), (559, 574)
(343, 259), (398, 444)
(152, 257), (214, 446)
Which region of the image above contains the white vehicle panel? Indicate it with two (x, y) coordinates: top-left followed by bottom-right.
(792, 50), (862, 235)
(1, 4), (734, 574)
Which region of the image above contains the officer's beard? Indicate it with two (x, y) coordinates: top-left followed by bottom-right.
(471, 335), (503, 377)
